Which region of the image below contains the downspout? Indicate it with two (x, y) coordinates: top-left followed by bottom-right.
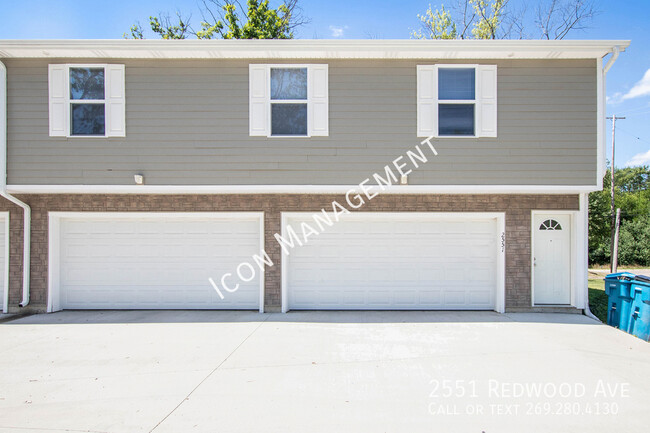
(581, 192), (599, 322)
(583, 46), (622, 321)
(0, 60), (31, 308)
(603, 45), (621, 74)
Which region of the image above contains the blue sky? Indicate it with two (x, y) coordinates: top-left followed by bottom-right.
(1, 0), (649, 168)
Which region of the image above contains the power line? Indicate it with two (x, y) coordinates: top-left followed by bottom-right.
(617, 127), (650, 146)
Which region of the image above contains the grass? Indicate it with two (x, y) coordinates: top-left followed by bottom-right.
(588, 278), (608, 322)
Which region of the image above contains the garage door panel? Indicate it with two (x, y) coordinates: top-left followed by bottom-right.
(286, 214), (497, 311)
(57, 215), (261, 310)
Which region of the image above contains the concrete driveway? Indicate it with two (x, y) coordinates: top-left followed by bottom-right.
(0, 311), (648, 433)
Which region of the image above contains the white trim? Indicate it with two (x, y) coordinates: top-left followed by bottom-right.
(7, 184), (600, 195)
(576, 194), (589, 310)
(531, 210), (579, 308)
(254, 64), (328, 138)
(496, 214), (506, 314)
(280, 211), (505, 313)
(0, 39), (629, 60)
(47, 213), (59, 312)
(436, 64), (479, 138)
(596, 56), (605, 187)
(47, 211), (265, 313)
(49, 64), (116, 138)
(258, 214), (265, 314)
(1, 212), (8, 313)
(65, 64), (106, 138)
(281, 212), (288, 313)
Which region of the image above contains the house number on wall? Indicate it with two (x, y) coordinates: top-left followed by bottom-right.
(501, 232), (505, 252)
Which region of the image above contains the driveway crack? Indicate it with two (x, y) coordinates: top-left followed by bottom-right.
(148, 314), (271, 433)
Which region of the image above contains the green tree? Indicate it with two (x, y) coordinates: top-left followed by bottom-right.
(413, 0), (596, 40)
(412, 5), (457, 39)
(618, 218), (650, 266)
(125, 0), (306, 40)
(589, 165), (650, 265)
(197, 0), (294, 39)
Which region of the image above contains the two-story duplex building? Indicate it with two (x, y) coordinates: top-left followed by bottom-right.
(0, 39), (628, 315)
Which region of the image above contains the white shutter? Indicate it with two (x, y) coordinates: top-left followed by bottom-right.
(417, 65), (437, 137)
(249, 64), (269, 136)
(309, 64), (329, 136)
(48, 64), (67, 137)
(105, 64), (126, 137)
(477, 65), (497, 138)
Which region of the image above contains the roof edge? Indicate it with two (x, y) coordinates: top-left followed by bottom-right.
(0, 39), (631, 60)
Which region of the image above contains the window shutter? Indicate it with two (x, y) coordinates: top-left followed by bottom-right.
(48, 64), (67, 137)
(105, 64), (126, 137)
(477, 65), (497, 138)
(249, 64), (269, 136)
(417, 65), (437, 137)
(309, 64), (329, 136)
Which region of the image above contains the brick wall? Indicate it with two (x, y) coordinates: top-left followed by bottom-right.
(0, 194), (579, 313)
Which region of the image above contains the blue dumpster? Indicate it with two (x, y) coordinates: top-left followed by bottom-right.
(604, 273), (635, 329)
(629, 275), (650, 342)
(640, 275), (650, 305)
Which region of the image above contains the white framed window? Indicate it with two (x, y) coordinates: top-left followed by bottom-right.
(417, 64), (497, 138)
(48, 64), (126, 138)
(249, 64), (328, 137)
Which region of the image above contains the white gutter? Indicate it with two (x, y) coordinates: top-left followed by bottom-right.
(0, 60), (31, 308)
(603, 45), (621, 74)
(0, 39), (631, 60)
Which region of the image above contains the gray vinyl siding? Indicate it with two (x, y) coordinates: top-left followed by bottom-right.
(5, 58), (597, 186)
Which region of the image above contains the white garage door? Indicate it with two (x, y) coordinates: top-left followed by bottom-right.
(51, 213), (262, 310)
(284, 213), (501, 311)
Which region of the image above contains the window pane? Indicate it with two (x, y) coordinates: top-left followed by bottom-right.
(271, 68), (307, 100)
(439, 104), (474, 136)
(71, 104), (105, 136)
(70, 67), (105, 100)
(439, 68), (475, 100)
(271, 103), (308, 136)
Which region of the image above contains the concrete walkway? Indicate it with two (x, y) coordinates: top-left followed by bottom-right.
(0, 311), (648, 433)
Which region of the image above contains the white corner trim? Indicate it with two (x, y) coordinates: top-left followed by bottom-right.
(258, 213), (265, 314)
(7, 184), (601, 195)
(576, 194), (589, 310)
(47, 213), (59, 313)
(1, 212), (9, 313)
(280, 212), (288, 313)
(496, 214), (506, 314)
(596, 56), (605, 188)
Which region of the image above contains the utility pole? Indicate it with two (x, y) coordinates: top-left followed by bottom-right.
(612, 208), (621, 273)
(606, 115), (625, 272)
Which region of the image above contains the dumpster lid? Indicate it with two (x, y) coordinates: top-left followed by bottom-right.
(605, 272), (636, 280)
(634, 274), (650, 283)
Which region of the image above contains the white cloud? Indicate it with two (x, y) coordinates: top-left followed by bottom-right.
(606, 92), (623, 104)
(625, 149), (650, 167)
(329, 25), (348, 38)
(621, 68), (650, 101)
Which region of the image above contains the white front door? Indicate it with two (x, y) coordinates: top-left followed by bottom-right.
(533, 214), (571, 305)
